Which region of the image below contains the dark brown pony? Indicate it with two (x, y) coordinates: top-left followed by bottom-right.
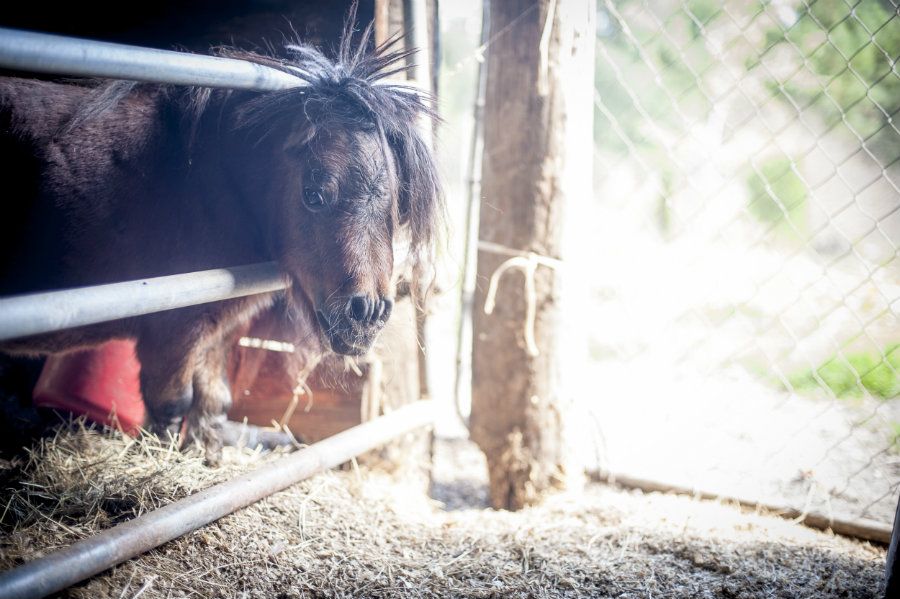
(0, 21), (443, 458)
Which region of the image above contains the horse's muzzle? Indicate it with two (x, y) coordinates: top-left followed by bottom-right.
(316, 293), (393, 356)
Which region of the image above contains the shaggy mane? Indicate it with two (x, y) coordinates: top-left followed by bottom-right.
(64, 6), (444, 286)
(222, 20), (444, 282)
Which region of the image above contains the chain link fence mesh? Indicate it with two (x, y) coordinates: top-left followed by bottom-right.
(583, 0), (899, 525)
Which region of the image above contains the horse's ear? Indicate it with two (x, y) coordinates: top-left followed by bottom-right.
(388, 129), (430, 221)
(387, 125), (444, 264)
(283, 120), (317, 154)
(388, 132), (410, 225)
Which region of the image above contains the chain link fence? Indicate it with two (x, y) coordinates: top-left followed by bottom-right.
(582, 0), (899, 526)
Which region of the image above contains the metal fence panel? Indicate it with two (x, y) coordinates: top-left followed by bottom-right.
(0, 263), (287, 342)
(586, 0), (899, 526)
(0, 31), (298, 341)
(0, 27), (304, 90)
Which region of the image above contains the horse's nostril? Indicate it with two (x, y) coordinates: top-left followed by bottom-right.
(380, 296), (394, 323)
(348, 295), (372, 323)
(345, 294), (394, 326)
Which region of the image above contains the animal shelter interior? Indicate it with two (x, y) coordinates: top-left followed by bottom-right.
(0, 0), (898, 597)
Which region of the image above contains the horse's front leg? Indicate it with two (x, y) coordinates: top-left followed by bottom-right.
(187, 334), (299, 462)
(136, 306), (294, 463)
(136, 318), (234, 462)
(184, 337), (233, 463)
(135, 330), (198, 445)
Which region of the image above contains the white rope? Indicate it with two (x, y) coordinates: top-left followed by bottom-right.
(538, 0), (558, 97)
(479, 241), (562, 357)
(478, 240), (563, 268)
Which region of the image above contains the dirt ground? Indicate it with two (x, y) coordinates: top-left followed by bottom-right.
(0, 422), (889, 599)
(583, 364), (900, 527)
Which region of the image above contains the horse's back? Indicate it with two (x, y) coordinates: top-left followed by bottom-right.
(0, 78), (75, 291)
(0, 77), (176, 293)
(0, 77), (89, 138)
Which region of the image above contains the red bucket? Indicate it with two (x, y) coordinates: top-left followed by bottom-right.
(33, 340), (145, 436)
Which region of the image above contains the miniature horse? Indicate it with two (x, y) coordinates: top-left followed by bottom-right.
(0, 23), (443, 459)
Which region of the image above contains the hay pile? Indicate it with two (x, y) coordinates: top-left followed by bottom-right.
(0, 423), (888, 598)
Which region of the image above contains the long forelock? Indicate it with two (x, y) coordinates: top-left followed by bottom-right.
(222, 24), (444, 283)
(224, 25), (433, 128)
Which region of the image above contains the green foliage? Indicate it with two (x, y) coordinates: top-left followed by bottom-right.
(787, 344), (900, 399)
(594, 0), (723, 231)
(756, 0), (900, 165)
(594, 0), (718, 155)
(745, 157), (807, 237)
(891, 422), (900, 453)
(594, 0), (898, 241)
(438, 26), (479, 119)
(683, 0), (721, 32)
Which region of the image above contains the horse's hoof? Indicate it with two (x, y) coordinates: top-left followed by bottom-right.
(219, 420), (301, 450)
(204, 446), (224, 467)
(142, 418), (183, 447)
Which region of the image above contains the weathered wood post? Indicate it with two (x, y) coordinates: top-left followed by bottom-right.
(470, 0), (595, 510)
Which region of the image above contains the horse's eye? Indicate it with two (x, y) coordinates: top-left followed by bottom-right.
(302, 187), (327, 212)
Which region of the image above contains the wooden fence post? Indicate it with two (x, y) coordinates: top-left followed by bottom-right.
(471, 0), (595, 510)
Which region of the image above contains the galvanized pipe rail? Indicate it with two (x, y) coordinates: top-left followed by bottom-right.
(0, 28), (309, 340)
(0, 399), (436, 599)
(0, 27), (305, 90)
(0, 263), (289, 342)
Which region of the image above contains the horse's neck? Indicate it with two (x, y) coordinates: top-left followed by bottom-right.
(162, 96), (271, 263)
(0, 78), (94, 141)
